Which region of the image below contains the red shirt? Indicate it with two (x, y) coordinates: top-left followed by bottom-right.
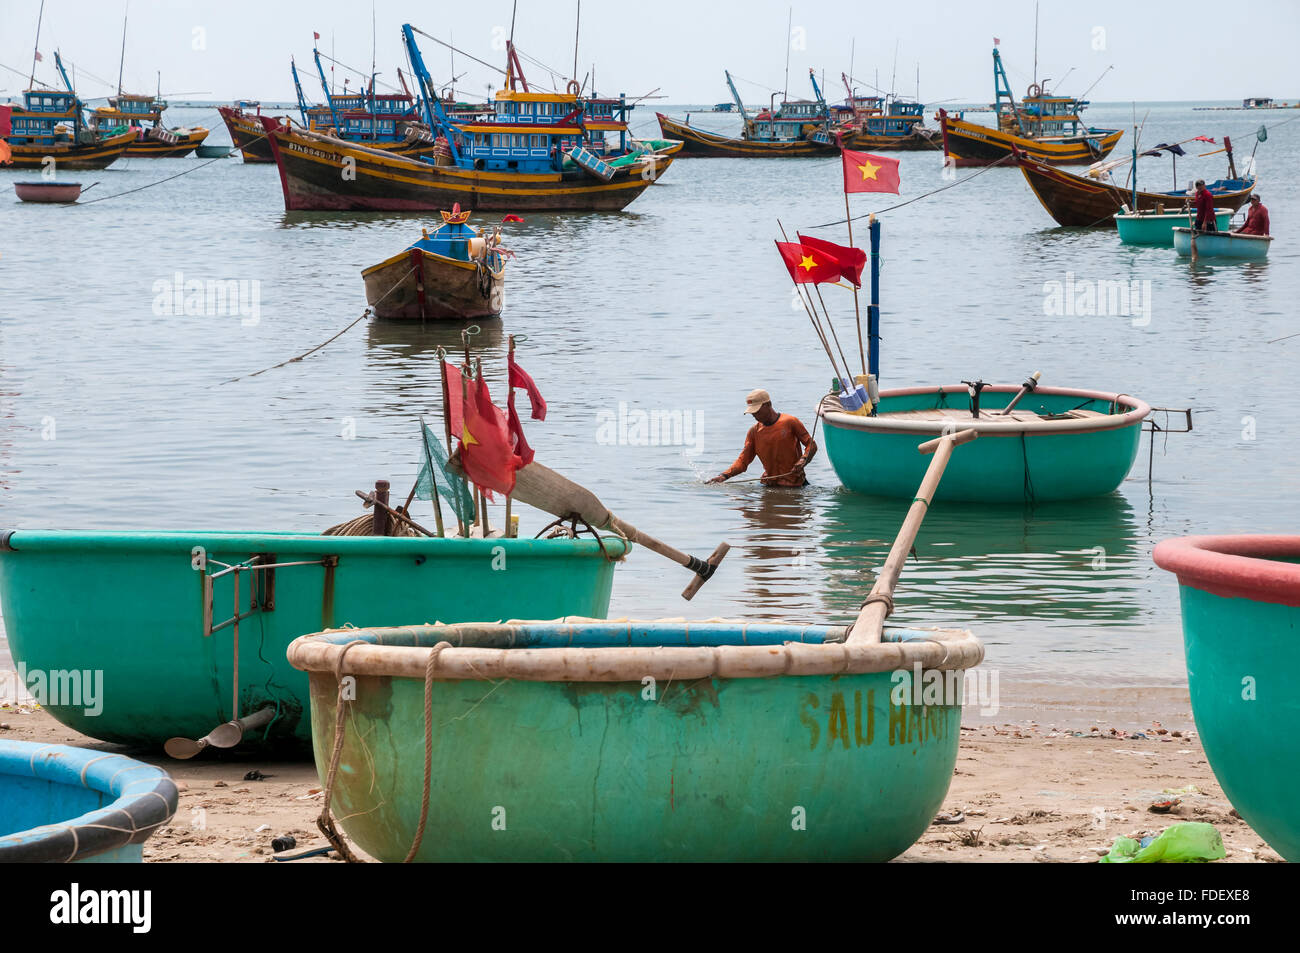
(1238, 204), (1269, 235)
(724, 414), (813, 487)
(1194, 187), (1216, 229)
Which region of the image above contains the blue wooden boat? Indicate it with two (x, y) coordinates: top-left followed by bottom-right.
(0, 741), (177, 862)
(1172, 227), (1272, 260)
(1154, 535), (1300, 861)
(361, 205), (506, 320)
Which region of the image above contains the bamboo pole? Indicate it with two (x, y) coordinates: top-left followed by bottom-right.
(844, 190), (866, 375)
(504, 335), (516, 537)
(847, 428), (978, 643)
(438, 358), (467, 537)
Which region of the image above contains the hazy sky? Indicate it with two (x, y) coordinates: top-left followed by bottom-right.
(3, 0), (1297, 105)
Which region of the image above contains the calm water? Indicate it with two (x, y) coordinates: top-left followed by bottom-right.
(1, 101), (1295, 697)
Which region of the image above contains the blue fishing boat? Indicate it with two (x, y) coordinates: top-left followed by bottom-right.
(0, 741), (177, 862)
(362, 204), (508, 320)
(817, 74), (939, 151)
(1172, 227), (1272, 260)
(3, 85), (135, 170)
(657, 69), (838, 157)
(259, 24), (672, 212)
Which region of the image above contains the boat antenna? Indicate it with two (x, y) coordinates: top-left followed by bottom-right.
(1078, 64), (1113, 102)
(849, 37), (855, 83)
(509, 0), (518, 48)
(572, 0), (580, 87)
(1032, 0), (1039, 90)
(1054, 66), (1075, 96)
(449, 30), (455, 99)
(29, 0), (45, 88)
(117, 1), (128, 97)
(889, 39), (898, 98)
(783, 6), (792, 100)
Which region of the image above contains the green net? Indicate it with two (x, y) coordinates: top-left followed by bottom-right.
(414, 420), (475, 526)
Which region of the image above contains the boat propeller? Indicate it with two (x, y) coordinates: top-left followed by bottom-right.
(164, 706), (276, 760)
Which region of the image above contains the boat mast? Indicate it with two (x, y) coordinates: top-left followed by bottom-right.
(29, 0), (45, 88)
(1032, 1), (1039, 91)
(117, 3), (129, 97)
(572, 0), (580, 89)
(782, 6), (791, 101)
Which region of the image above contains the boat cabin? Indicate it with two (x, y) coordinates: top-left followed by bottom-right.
(89, 93), (165, 134)
(6, 89), (83, 144)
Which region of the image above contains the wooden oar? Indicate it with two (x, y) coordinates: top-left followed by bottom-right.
(508, 461), (729, 599)
(996, 371), (1041, 415)
(847, 428), (978, 642)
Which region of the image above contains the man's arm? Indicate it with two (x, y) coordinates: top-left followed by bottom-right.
(708, 427), (756, 483)
(789, 419), (818, 479)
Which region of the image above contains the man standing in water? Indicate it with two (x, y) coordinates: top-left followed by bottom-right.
(709, 389), (817, 487)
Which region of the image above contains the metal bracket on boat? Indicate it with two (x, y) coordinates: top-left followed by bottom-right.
(961, 379), (990, 418)
(200, 552), (333, 638)
(1142, 407), (1194, 489)
(534, 512), (621, 562)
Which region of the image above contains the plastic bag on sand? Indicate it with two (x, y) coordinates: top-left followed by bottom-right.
(1100, 822), (1226, 863)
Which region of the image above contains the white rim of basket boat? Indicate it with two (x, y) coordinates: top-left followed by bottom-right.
(818, 384), (1151, 436)
(1170, 227), (1273, 243)
(286, 619), (984, 682)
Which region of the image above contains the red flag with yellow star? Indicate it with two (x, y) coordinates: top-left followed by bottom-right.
(797, 233), (867, 287)
(842, 149), (900, 194)
(459, 375), (518, 495)
(776, 241), (841, 284)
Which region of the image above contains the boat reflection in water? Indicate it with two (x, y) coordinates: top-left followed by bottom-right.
(726, 486), (826, 618)
(816, 489), (1144, 632)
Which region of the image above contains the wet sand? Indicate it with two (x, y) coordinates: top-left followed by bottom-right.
(1, 700), (1279, 864)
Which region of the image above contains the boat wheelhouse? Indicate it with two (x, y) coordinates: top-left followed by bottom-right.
(87, 91), (209, 157)
(3, 86), (135, 170)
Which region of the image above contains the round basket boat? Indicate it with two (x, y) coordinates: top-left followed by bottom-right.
(820, 384), (1151, 502)
(14, 181), (83, 203)
(1153, 535), (1300, 861)
(287, 618), (984, 862)
(0, 741), (177, 862)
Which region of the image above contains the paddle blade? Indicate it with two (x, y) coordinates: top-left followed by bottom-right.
(163, 736), (208, 760)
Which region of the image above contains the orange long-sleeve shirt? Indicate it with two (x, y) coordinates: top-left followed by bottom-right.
(723, 414), (813, 487)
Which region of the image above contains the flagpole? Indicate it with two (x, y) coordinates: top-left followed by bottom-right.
(777, 222), (853, 385)
(438, 354), (467, 537)
(774, 239), (845, 384)
(418, 417), (447, 538)
(868, 213), (881, 382)
(845, 190), (867, 376)
(504, 335), (516, 538)
(473, 359), (491, 537)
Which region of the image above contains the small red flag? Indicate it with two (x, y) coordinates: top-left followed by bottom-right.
(34, 51), (42, 62)
(507, 352), (546, 421)
(842, 149), (900, 194)
(798, 233), (867, 287)
(1193, 136), (1215, 143)
(460, 376), (517, 495)
(776, 241), (841, 284)
(502, 214), (524, 223)
(313, 31), (321, 41)
(507, 392), (535, 467)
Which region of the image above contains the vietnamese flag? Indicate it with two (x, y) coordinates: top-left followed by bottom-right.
(798, 233), (866, 287)
(443, 360), (465, 438)
(842, 149), (900, 194)
(507, 392), (535, 467)
(776, 241), (841, 284)
(507, 352), (546, 420)
(460, 376), (518, 495)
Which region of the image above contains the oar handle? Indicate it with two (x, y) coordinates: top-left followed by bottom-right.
(996, 371), (1042, 416)
(848, 428), (977, 642)
(609, 516), (730, 600)
(681, 542), (730, 600)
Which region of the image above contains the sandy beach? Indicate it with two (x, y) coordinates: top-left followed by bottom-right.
(0, 696), (1279, 864)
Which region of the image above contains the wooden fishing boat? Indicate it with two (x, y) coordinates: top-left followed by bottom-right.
(1172, 227), (1272, 260)
(0, 741), (177, 862)
(288, 432), (985, 862)
(0, 530), (626, 750)
(217, 104), (277, 163)
(1115, 208), (1230, 245)
(262, 117), (668, 211)
(655, 68), (837, 157)
(14, 181), (83, 203)
(936, 47), (1120, 167)
(1014, 151), (1254, 227)
(820, 385), (1150, 502)
(655, 113), (837, 157)
(2, 88), (136, 170)
(362, 206), (506, 319)
(88, 93), (209, 157)
(823, 77), (940, 151)
(1153, 535), (1300, 862)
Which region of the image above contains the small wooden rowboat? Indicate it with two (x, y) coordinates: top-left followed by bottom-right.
(288, 432), (985, 862)
(0, 741), (177, 862)
(1114, 209), (1230, 245)
(0, 530), (626, 751)
(362, 206), (506, 320)
(1153, 536), (1300, 862)
(1172, 227), (1272, 260)
(819, 384), (1151, 502)
(14, 181), (83, 203)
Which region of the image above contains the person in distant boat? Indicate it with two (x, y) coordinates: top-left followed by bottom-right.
(1232, 195), (1270, 236)
(709, 389), (817, 487)
(1193, 179), (1218, 232)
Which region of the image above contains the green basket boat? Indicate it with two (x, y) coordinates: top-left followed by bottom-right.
(819, 384), (1151, 503)
(1114, 208), (1230, 245)
(0, 530), (625, 751)
(1153, 535), (1300, 862)
(1172, 227), (1273, 260)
